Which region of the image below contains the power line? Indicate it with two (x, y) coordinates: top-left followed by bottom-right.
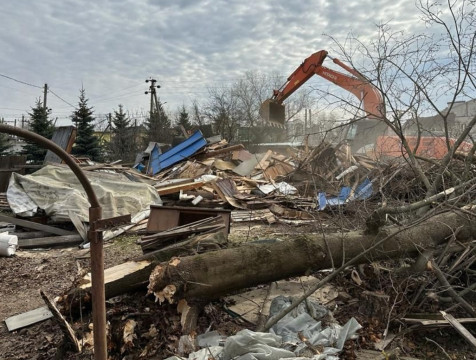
(48, 89), (76, 108)
(0, 73), (42, 89)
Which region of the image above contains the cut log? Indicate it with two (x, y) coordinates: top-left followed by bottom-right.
(68, 209), (476, 306)
(148, 209), (476, 302)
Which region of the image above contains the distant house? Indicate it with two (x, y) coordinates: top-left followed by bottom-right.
(94, 124), (148, 147)
(403, 99), (476, 138)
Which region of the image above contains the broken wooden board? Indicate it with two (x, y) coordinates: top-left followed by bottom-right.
(441, 311), (476, 349)
(155, 180), (206, 196)
(5, 306), (53, 331)
(68, 210), (88, 242)
(255, 150), (273, 171)
(147, 205), (231, 234)
(263, 162), (294, 180)
(0, 214), (75, 236)
(18, 234), (82, 248)
(232, 149), (253, 162)
(43, 126), (76, 164)
(213, 159), (236, 171)
(78, 260), (154, 300)
(201, 144), (244, 159)
(231, 209), (276, 224)
(269, 204), (315, 220)
(403, 316), (476, 326)
(140, 216), (226, 252)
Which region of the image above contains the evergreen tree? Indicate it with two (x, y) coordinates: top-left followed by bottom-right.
(71, 89), (102, 161)
(110, 104), (135, 161)
(23, 100), (55, 163)
(0, 118), (11, 155)
(144, 99), (172, 144)
(176, 104), (192, 131)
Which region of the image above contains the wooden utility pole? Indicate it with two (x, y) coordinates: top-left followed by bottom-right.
(43, 84), (48, 110)
(145, 79), (160, 117)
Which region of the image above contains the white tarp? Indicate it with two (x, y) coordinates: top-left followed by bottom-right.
(6, 165), (162, 222)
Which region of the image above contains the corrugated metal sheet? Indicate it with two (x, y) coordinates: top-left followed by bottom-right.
(148, 130), (207, 175)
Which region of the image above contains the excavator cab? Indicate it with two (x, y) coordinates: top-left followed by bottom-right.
(259, 99), (286, 127)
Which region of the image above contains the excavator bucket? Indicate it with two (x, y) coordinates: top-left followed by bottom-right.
(260, 99), (286, 128)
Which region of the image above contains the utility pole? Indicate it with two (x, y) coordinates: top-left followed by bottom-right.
(145, 79), (160, 118)
(43, 84), (48, 110)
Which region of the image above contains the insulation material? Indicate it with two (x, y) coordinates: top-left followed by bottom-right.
(7, 165), (162, 222)
(0, 232), (18, 257)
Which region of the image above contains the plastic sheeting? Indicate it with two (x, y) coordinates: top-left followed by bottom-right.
(269, 296), (361, 359)
(165, 296), (361, 360)
(6, 165), (162, 222)
(318, 178), (372, 210)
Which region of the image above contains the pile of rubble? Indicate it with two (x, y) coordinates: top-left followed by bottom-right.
(3, 129), (476, 359)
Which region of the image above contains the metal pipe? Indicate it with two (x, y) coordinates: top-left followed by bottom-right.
(0, 124), (107, 360)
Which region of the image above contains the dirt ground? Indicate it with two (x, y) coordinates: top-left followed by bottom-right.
(1, 222), (475, 359)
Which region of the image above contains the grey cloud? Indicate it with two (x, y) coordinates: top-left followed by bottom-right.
(0, 0), (440, 125)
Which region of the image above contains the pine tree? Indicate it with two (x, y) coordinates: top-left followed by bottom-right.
(71, 89), (102, 161)
(176, 105), (192, 131)
(110, 104), (134, 161)
(23, 100), (55, 163)
(144, 99), (172, 144)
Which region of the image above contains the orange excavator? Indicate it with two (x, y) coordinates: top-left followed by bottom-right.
(260, 50), (389, 153)
(260, 50), (473, 159)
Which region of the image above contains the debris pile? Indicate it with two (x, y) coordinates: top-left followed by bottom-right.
(3, 129), (476, 360)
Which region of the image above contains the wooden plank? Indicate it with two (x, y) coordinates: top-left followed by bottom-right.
(441, 311), (476, 349)
(201, 144), (245, 158)
(403, 317), (476, 326)
(255, 149), (273, 170)
(5, 306), (53, 331)
(156, 180), (206, 195)
(18, 234), (82, 248)
(12, 231), (51, 239)
(68, 210), (88, 242)
(0, 214), (75, 236)
(44, 126), (76, 164)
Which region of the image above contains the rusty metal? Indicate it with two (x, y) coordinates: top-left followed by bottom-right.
(92, 214), (131, 232)
(259, 99), (286, 127)
(0, 124), (107, 360)
(88, 206), (106, 359)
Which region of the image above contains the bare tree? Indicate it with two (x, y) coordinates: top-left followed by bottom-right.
(327, 0), (476, 222)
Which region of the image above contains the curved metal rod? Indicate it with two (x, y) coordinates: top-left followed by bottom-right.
(0, 124), (100, 208)
(0, 124), (108, 359)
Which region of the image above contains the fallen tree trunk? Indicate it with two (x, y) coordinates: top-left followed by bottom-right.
(70, 209), (476, 307)
(148, 209), (476, 303)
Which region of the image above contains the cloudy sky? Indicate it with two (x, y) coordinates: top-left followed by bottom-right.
(0, 0), (429, 126)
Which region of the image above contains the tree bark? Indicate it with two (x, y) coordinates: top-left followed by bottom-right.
(148, 209), (476, 303)
(68, 209), (476, 308)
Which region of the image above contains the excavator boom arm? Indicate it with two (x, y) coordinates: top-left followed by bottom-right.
(261, 50), (384, 126)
